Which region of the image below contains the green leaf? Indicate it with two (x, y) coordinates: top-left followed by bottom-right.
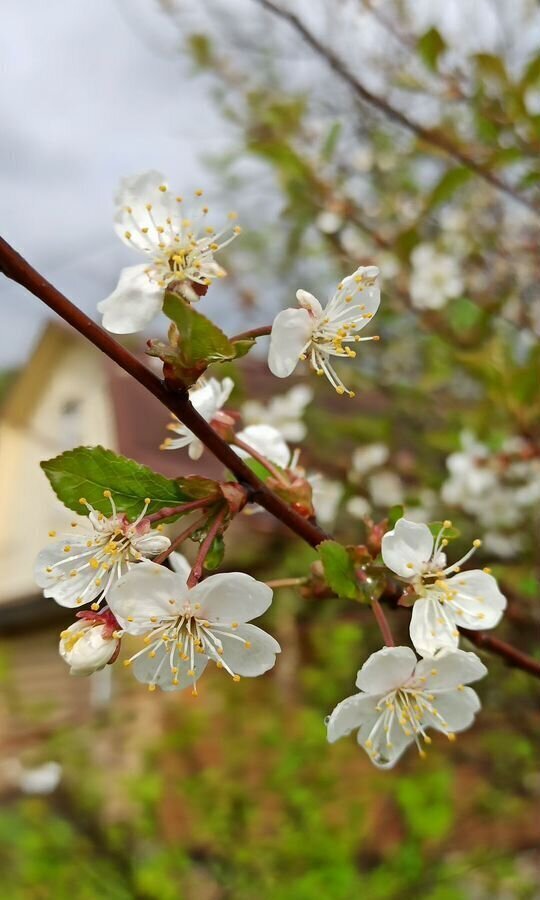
(318, 540), (358, 600)
(427, 167), (472, 210)
(232, 338), (257, 359)
(417, 27), (446, 71)
(428, 521), (461, 540)
(163, 292), (236, 376)
(321, 121), (342, 161)
(41, 446), (218, 521)
(388, 505), (404, 528)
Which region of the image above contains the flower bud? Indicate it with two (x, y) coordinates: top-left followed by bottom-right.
(59, 621), (119, 676)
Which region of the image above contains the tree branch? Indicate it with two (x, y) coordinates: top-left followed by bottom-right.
(1, 234), (539, 679)
(0, 235), (328, 549)
(255, 0), (539, 218)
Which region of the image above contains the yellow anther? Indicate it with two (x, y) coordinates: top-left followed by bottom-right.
(123, 659), (132, 667)
(431, 669), (438, 676)
(145, 203), (152, 211)
(473, 539), (482, 548)
(231, 622), (239, 630)
(447, 732), (456, 742)
(48, 530), (57, 537)
(141, 226), (149, 234)
(63, 545), (71, 553)
(124, 231), (132, 240)
(244, 641), (252, 649)
(348, 391), (356, 399)
(79, 497), (88, 505)
(227, 211), (238, 220)
(148, 684), (156, 692)
(232, 674), (241, 682)
(443, 519), (452, 528)
(483, 567), (491, 574)
(91, 602), (100, 611)
(195, 189), (203, 196)
(125, 205), (132, 213)
(159, 184), (167, 192)
(176, 196), (183, 203)
(336, 386), (345, 395)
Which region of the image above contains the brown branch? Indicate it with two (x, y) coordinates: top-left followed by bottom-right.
(230, 325), (272, 342)
(1, 234), (539, 680)
(255, 0), (539, 218)
(0, 235), (328, 550)
(460, 628), (540, 678)
(146, 496), (215, 524)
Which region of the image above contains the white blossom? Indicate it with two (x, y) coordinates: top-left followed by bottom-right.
(98, 170), (241, 333)
(241, 384), (313, 442)
(161, 376), (234, 460)
(346, 496), (371, 519)
(367, 469), (404, 508)
(409, 244), (463, 310)
(326, 645), (487, 769)
(268, 266), (380, 396)
(350, 443), (389, 479)
(34, 494), (170, 610)
(308, 474), (343, 525)
(234, 424), (292, 469)
(59, 617), (119, 676)
(107, 559), (280, 693)
(381, 518), (506, 657)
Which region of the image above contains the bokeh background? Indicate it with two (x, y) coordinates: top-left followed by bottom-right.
(1, 1), (540, 897)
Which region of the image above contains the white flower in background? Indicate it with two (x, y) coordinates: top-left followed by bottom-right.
(350, 443), (389, 479)
(326, 645), (486, 769)
(268, 266), (380, 396)
(18, 762), (62, 796)
(234, 424), (292, 469)
(241, 384), (313, 442)
(483, 532), (524, 559)
(98, 170), (241, 333)
(309, 474), (343, 525)
(35, 494), (170, 610)
(161, 376), (234, 460)
(382, 518), (506, 657)
(108, 559), (280, 693)
(409, 244), (463, 310)
(367, 470), (404, 508)
(346, 496), (371, 519)
(316, 210), (343, 234)
(59, 614), (120, 676)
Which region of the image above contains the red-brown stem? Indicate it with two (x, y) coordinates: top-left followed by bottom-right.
(371, 597), (395, 647)
(154, 515), (208, 565)
(230, 325), (272, 342)
(232, 435), (290, 487)
(187, 506), (228, 588)
(0, 235), (327, 549)
(1, 236), (539, 679)
(146, 497), (215, 524)
(266, 577), (307, 589)
(460, 628), (540, 678)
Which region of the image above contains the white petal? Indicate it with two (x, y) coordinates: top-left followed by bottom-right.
(268, 308), (314, 378)
(296, 290), (323, 317)
(425, 687), (481, 733)
(327, 266), (381, 325)
(355, 646), (417, 695)
(107, 562), (185, 634)
(60, 623), (117, 676)
(362, 709), (413, 770)
(130, 531), (171, 557)
(132, 641), (208, 691)
(234, 424), (292, 468)
(414, 649), (487, 690)
(216, 623), (280, 677)
(409, 594), (459, 658)
(35, 539), (104, 608)
(444, 570), (506, 630)
(98, 265), (164, 334)
(326, 692), (379, 743)
(168, 552), (191, 584)
(190, 573), (273, 624)
(381, 518), (434, 578)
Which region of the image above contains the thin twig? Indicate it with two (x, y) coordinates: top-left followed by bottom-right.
(146, 496), (215, 524)
(230, 325), (272, 342)
(154, 516), (208, 565)
(371, 597), (395, 647)
(187, 506), (228, 587)
(460, 628), (540, 678)
(232, 435), (290, 487)
(255, 0), (539, 218)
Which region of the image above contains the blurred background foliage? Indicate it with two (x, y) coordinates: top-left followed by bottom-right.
(2, 1), (540, 897)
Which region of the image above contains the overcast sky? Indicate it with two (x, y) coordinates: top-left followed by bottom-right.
(0, 0), (235, 368)
(1, 0), (537, 369)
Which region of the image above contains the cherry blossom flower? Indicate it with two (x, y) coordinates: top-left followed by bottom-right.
(59, 609), (120, 676)
(241, 384), (313, 442)
(161, 376), (234, 460)
(98, 170), (241, 333)
(234, 424), (292, 469)
(326, 646), (486, 768)
(308, 474), (343, 525)
(34, 493), (170, 610)
(107, 556), (280, 693)
(381, 518), (506, 657)
(409, 244), (463, 310)
(268, 266), (380, 397)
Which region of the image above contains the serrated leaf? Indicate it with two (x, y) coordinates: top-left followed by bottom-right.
(41, 446), (218, 521)
(163, 292), (236, 374)
(318, 540), (358, 600)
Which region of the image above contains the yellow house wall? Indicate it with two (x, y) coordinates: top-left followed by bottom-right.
(0, 334), (117, 605)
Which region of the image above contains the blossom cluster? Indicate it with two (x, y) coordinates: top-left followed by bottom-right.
(32, 171), (512, 772)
